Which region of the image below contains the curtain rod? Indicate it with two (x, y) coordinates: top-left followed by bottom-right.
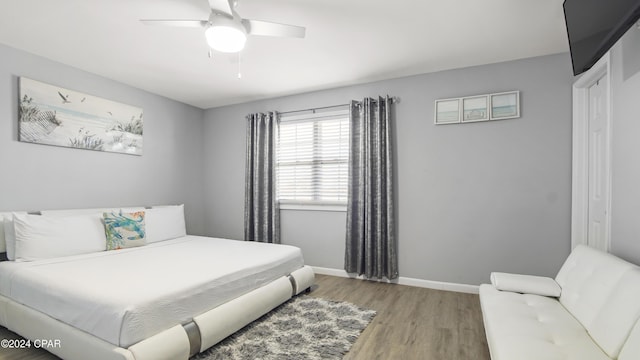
(278, 96), (398, 115)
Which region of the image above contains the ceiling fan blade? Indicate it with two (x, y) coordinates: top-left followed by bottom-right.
(140, 19), (207, 28)
(208, 0), (233, 17)
(242, 19), (306, 38)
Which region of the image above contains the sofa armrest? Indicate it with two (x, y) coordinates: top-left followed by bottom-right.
(490, 272), (561, 297)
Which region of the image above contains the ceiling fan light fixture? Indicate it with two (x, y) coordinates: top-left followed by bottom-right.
(205, 24), (247, 53)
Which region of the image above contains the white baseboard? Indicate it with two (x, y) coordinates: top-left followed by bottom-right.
(311, 266), (479, 294)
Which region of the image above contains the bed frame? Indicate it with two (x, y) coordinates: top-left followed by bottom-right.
(0, 265), (315, 360)
(0, 207), (315, 360)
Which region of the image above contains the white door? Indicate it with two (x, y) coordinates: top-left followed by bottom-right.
(587, 74), (610, 251)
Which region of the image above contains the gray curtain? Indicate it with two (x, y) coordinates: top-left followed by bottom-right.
(244, 112), (280, 243)
(345, 96), (398, 279)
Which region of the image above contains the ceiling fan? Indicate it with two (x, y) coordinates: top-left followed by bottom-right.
(141, 0), (306, 53)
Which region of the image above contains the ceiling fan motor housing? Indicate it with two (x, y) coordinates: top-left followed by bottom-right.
(205, 11), (247, 53)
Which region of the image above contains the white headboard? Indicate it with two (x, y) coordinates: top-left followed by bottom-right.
(40, 207), (145, 217)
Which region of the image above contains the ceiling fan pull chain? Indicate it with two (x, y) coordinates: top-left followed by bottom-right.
(237, 52), (242, 79)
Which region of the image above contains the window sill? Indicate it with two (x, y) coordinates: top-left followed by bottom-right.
(279, 203), (346, 212)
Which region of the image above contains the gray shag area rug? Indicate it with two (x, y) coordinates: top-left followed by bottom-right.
(192, 296), (376, 360)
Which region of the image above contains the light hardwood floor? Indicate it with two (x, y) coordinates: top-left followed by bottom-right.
(0, 274), (490, 360)
(310, 274), (491, 360)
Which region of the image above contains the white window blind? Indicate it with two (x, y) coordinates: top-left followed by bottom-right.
(277, 108), (350, 206)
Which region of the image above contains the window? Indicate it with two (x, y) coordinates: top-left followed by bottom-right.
(277, 107), (350, 209)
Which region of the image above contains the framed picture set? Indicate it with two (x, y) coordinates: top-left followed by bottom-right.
(434, 90), (520, 125)
(434, 98), (460, 125)
(462, 96), (488, 122)
(490, 91), (520, 120)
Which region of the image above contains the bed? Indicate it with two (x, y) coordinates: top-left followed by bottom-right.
(0, 205), (315, 360)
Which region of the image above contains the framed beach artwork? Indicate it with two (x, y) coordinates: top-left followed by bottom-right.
(18, 77), (144, 155)
(435, 90), (520, 125)
(490, 91), (520, 120)
(434, 98), (460, 124)
(462, 96), (488, 122)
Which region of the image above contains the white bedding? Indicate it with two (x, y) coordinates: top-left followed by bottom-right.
(0, 235), (304, 348)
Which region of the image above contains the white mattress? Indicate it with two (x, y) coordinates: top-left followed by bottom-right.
(0, 236), (304, 348)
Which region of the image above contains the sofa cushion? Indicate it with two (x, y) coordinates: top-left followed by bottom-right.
(479, 284), (610, 360)
(490, 272), (561, 297)
(587, 268), (640, 358)
(555, 245), (635, 329)
(620, 318), (640, 360)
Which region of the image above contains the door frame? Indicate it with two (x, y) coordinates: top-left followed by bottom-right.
(571, 52), (612, 251)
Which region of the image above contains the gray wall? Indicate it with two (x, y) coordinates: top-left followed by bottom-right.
(610, 27), (640, 264)
(0, 44), (207, 235)
(203, 53), (574, 285)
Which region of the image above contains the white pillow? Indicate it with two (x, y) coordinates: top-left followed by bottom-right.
(145, 205), (186, 243)
(3, 215), (24, 261)
(490, 272), (562, 297)
(0, 212), (23, 255)
(13, 213), (107, 261)
(0, 214), (6, 254)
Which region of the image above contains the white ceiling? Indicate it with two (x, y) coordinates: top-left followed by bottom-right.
(0, 0), (568, 109)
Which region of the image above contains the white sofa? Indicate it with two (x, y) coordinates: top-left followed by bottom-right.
(479, 245), (640, 360)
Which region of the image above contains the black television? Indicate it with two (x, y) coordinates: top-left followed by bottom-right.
(564, 0), (640, 75)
